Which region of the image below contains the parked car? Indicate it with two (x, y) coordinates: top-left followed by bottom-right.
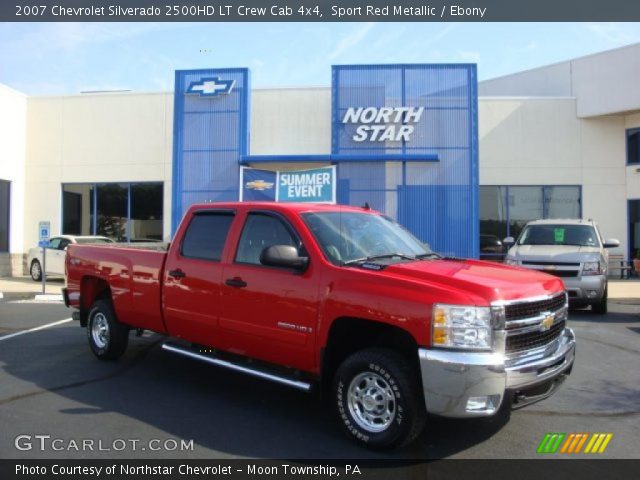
(28, 235), (114, 281)
(480, 234), (504, 260)
(64, 202), (575, 449)
(503, 219), (619, 314)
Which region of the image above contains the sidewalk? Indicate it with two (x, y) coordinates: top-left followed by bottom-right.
(0, 276), (65, 300)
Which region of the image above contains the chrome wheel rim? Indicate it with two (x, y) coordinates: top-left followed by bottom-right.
(347, 371), (396, 433)
(91, 313), (109, 349)
(31, 262), (41, 279)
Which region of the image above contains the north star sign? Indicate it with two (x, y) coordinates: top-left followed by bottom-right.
(342, 106), (425, 142)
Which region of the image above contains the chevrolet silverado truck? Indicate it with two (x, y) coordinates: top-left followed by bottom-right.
(64, 202), (576, 449)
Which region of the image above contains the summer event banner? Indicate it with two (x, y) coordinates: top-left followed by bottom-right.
(239, 166), (337, 203)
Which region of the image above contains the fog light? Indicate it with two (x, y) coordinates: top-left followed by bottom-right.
(466, 396), (498, 412)
(587, 290), (598, 298)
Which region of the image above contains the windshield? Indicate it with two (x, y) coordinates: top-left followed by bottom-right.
(74, 237), (114, 244)
(517, 224), (600, 247)
(302, 211), (432, 265)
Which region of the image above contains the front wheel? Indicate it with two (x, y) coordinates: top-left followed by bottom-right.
(30, 260), (42, 281)
(592, 285), (608, 314)
(87, 299), (129, 360)
(333, 348), (426, 450)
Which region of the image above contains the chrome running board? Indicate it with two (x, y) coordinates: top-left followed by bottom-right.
(161, 342), (312, 392)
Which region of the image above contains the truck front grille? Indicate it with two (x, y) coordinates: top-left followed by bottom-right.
(506, 320), (565, 353)
(504, 293), (566, 321)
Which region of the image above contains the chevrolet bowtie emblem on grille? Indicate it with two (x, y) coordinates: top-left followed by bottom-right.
(541, 313), (554, 331)
(543, 265), (557, 271)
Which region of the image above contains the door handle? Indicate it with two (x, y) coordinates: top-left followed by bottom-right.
(225, 277), (247, 288)
(168, 269), (186, 279)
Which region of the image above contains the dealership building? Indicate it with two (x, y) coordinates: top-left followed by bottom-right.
(1, 43), (639, 277)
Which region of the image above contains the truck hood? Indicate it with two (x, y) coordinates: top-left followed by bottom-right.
(384, 258), (563, 304)
(508, 245), (601, 263)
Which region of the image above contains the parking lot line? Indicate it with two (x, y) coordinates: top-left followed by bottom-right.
(0, 318), (72, 342)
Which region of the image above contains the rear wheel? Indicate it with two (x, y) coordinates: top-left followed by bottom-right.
(592, 285), (608, 314)
(30, 260), (42, 281)
(333, 348), (426, 450)
(87, 299), (129, 360)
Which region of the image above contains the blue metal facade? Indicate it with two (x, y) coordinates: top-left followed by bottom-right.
(171, 68), (249, 232)
(332, 64), (479, 257)
(172, 64), (479, 258)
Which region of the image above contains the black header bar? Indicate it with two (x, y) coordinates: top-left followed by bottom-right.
(3, 0), (640, 22)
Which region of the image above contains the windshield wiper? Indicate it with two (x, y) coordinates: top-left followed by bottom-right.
(342, 253), (417, 266)
(415, 252), (442, 259)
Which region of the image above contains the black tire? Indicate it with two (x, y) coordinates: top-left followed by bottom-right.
(333, 348), (426, 450)
(592, 285), (608, 314)
(30, 260), (42, 281)
(87, 299), (129, 360)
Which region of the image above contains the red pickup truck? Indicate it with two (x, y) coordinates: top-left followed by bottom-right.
(64, 202), (576, 449)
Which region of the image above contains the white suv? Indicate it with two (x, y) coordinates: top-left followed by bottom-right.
(503, 219), (620, 314)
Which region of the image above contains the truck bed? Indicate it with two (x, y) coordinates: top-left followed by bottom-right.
(66, 244), (168, 333)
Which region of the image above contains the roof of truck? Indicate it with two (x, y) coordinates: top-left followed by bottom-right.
(188, 202), (380, 214)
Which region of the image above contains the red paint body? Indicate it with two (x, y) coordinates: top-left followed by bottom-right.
(65, 202), (564, 375)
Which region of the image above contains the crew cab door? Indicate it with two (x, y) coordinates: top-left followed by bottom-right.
(219, 211), (319, 371)
(162, 210), (235, 346)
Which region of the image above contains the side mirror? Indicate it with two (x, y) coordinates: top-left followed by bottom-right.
(603, 238), (620, 249)
(260, 245), (309, 271)
(503, 236), (515, 247)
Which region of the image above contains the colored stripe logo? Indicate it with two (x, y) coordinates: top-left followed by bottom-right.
(537, 433), (613, 454)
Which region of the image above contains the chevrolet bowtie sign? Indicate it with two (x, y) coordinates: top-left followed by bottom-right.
(186, 77), (235, 96)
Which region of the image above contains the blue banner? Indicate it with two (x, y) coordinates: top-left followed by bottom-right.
(240, 166), (336, 203)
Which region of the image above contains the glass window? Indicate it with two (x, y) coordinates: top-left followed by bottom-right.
(58, 238), (71, 250)
(508, 187), (544, 241)
(64, 182), (164, 242)
(518, 224), (599, 247)
(62, 184), (94, 236)
(630, 200), (640, 261)
(96, 184), (128, 242)
(302, 211), (430, 265)
(545, 186), (580, 219)
(181, 213), (234, 261)
(131, 184), (163, 241)
(236, 214), (298, 265)
(0, 180), (9, 252)
(628, 128), (640, 165)
(48, 238), (62, 249)
(479, 186), (508, 260)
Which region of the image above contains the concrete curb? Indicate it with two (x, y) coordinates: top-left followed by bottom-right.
(33, 294), (64, 302)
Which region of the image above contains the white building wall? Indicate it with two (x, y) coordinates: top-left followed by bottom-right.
(479, 97), (628, 256)
(250, 88), (331, 155)
(23, 92), (174, 251)
(479, 43), (640, 118)
(0, 84), (27, 275)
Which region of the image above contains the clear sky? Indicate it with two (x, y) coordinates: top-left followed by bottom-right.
(1, 22), (639, 95)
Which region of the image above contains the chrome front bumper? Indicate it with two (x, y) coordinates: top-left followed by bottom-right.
(418, 327), (576, 417)
(563, 275), (606, 303)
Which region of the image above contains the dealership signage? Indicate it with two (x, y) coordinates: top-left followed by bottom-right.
(342, 106), (424, 142)
(186, 77), (235, 96)
(240, 166), (336, 203)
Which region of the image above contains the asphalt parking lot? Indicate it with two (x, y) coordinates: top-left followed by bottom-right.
(0, 295), (638, 460)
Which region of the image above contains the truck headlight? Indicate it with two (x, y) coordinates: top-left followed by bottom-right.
(432, 304), (493, 350)
(504, 258), (518, 266)
(582, 261), (603, 276)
